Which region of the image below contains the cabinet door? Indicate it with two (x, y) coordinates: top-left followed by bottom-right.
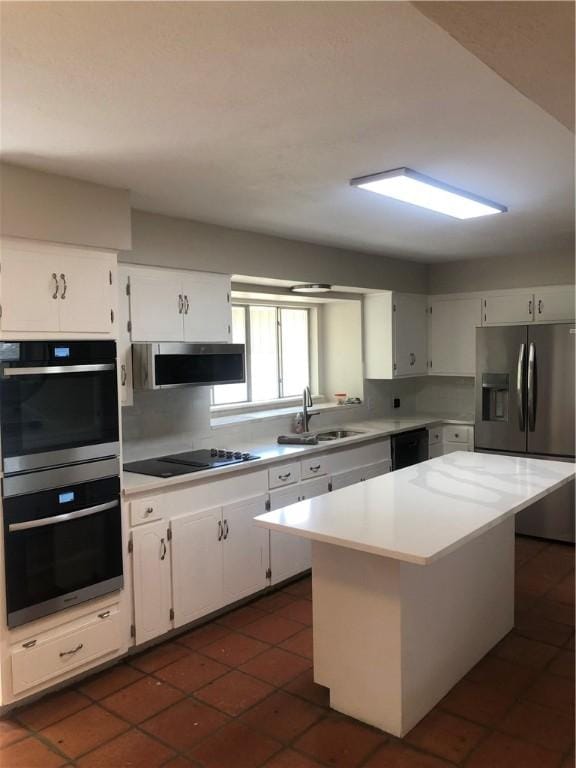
(394, 293), (428, 376)
(330, 466), (366, 491)
(363, 459), (392, 480)
(222, 495), (268, 603)
(0, 248), (60, 332)
(483, 293), (534, 325)
(182, 272), (232, 343)
(128, 270), (183, 342)
(299, 476), (330, 500)
(58, 252), (115, 334)
(131, 522), (172, 645)
(535, 288), (575, 323)
(118, 269), (133, 406)
(171, 507), (224, 627)
(429, 444), (444, 459)
(429, 298), (482, 376)
(269, 486), (308, 585)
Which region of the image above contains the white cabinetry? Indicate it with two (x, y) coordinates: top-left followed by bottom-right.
(222, 495), (269, 603)
(131, 521), (172, 644)
(428, 424), (474, 458)
(482, 293), (534, 326)
(0, 240), (116, 337)
(171, 507), (224, 628)
(364, 292), (428, 379)
(534, 287), (575, 322)
(268, 486), (311, 585)
(126, 265), (232, 343)
(429, 297), (481, 376)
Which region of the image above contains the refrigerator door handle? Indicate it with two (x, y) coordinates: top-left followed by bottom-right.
(527, 341), (536, 431)
(516, 343), (526, 431)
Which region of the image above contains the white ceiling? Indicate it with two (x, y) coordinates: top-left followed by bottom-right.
(1, 2), (573, 262)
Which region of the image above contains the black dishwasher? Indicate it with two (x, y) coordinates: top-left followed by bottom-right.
(391, 429), (429, 470)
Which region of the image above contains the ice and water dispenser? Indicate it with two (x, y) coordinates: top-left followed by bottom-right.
(481, 373), (510, 422)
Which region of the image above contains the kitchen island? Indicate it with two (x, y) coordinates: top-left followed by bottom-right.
(254, 451), (575, 736)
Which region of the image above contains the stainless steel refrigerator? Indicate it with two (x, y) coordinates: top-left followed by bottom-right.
(475, 323), (575, 542)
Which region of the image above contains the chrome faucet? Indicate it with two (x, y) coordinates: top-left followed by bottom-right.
(301, 386), (318, 432)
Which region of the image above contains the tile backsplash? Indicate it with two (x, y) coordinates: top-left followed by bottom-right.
(122, 376), (475, 461)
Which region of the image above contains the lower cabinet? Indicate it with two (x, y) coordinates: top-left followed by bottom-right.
(222, 495), (269, 604)
(132, 521), (172, 645)
(428, 425), (474, 458)
(331, 459), (391, 490)
(171, 507), (223, 629)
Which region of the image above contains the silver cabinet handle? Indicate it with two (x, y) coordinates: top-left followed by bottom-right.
(309, 465), (321, 473)
(178, 294), (183, 314)
(527, 341), (536, 431)
(528, 299), (533, 316)
(517, 343), (526, 431)
(217, 520), (223, 541)
(184, 295), (189, 314)
(120, 364), (127, 386)
(538, 299), (543, 315)
(98, 611), (111, 619)
(160, 538), (167, 561)
(51, 273), (59, 299)
(22, 639), (37, 649)
(222, 519), (229, 539)
(60, 643), (83, 658)
(60, 273), (67, 299)
(278, 472), (292, 481)
(144, 506), (153, 516)
(409, 352), (416, 366)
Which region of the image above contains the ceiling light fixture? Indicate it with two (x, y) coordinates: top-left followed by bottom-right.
(290, 283), (332, 294)
(350, 167), (507, 220)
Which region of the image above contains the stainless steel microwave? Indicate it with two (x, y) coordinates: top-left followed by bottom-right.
(132, 343), (246, 389)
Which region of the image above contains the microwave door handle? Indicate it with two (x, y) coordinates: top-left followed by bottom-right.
(8, 500), (119, 532)
(3, 363), (115, 376)
(527, 341), (536, 431)
(516, 343), (526, 431)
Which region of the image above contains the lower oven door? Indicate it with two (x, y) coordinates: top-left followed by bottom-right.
(3, 476), (123, 627)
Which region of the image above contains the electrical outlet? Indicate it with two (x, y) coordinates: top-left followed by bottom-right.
(392, 396), (401, 409)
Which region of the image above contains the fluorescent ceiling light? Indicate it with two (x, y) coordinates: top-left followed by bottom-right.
(290, 283), (332, 293)
(350, 168), (507, 220)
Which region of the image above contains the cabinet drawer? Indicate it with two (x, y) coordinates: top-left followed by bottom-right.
(442, 425), (471, 444)
(11, 607), (122, 695)
(130, 495), (163, 526)
(268, 462), (301, 489)
(301, 455), (329, 480)
(427, 428), (442, 445)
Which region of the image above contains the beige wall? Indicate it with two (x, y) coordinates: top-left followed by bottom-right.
(0, 163), (132, 250)
(429, 250), (575, 294)
(123, 210), (428, 293)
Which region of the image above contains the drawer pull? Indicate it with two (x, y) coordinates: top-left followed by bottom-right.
(454, 433), (459, 438)
(22, 639), (37, 649)
(144, 506), (154, 516)
(309, 465), (321, 473)
(60, 643), (83, 658)
(160, 538), (167, 561)
(98, 611), (111, 620)
(278, 472), (292, 481)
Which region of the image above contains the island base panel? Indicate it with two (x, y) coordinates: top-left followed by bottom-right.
(311, 516), (514, 736)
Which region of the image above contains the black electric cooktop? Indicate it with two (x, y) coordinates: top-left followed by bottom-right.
(124, 448), (260, 479)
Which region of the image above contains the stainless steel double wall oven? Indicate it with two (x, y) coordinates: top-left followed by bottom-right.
(0, 341), (123, 627)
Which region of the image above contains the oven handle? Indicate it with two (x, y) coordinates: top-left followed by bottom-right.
(8, 500), (119, 532)
(3, 364), (115, 377)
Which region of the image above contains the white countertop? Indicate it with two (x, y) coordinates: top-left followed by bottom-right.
(254, 451), (575, 566)
(122, 415), (473, 496)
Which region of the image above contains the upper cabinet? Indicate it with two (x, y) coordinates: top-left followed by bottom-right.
(126, 265), (232, 343)
(0, 239), (117, 337)
(482, 287), (574, 326)
(482, 293), (534, 325)
(364, 292), (428, 379)
(429, 297), (482, 376)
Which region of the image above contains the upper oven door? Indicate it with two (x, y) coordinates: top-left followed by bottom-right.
(0, 341), (119, 473)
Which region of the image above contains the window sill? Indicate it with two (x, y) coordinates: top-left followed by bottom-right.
(211, 400), (363, 428)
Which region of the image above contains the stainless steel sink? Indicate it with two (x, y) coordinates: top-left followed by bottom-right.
(315, 430), (364, 441)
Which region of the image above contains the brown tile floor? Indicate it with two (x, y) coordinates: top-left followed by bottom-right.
(2, 535), (574, 768)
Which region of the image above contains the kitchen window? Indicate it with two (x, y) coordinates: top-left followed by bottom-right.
(212, 304), (313, 406)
